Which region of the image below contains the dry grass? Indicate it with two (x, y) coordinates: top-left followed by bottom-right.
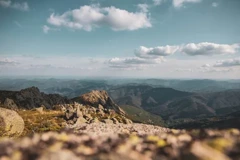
(17, 109), (66, 136)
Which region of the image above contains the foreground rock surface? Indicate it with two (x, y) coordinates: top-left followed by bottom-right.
(0, 107), (24, 136)
(70, 123), (170, 136)
(0, 126), (240, 160)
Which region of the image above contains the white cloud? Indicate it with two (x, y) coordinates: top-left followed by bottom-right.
(43, 25), (50, 34)
(135, 45), (179, 59)
(180, 42), (240, 56)
(113, 42), (240, 71)
(107, 57), (165, 70)
(214, 58), (240, 67)
(0, 0), (29, 11)
(153, 0), (164, 6)
(212, 2), (218, 7)
(133, 43), (239, 58)
(137, 4), (149, 13)
(0, 58), (19, 65)
(108, 45), (174, 70)
(172, 0), (202, 8)
(47, 5), (151, 31)
(109, 57), (164, 65)
(42, 25), (60, 34)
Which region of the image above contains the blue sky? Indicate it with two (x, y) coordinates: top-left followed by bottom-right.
(0, 0), (240, 79)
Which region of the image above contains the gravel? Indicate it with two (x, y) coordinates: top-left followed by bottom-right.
(70, 122), (170, 136)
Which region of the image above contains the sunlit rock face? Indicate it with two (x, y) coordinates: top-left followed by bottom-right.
(72, 90), (126, 116)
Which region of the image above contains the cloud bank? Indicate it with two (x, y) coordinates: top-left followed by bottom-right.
(47, 5), (151, 32)
(135, 46), (179, 58)
(108, 57), (165, 70)
(107, 45), (178, 70)
(180, 43), (240, 56)
(107, 42), (240, 70)
(136, 43), (239, 57)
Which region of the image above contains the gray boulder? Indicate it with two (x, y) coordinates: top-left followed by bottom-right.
(4, 98), (18, 109)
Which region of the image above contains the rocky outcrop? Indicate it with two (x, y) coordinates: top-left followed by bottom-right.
(72, 90), (125, 116)
(0, 87), (70, 109)
(3, 98), (18, 109)
(0, 107), (24, 136)
(35, 106), (44, 114)
(54, 102), (132, 125)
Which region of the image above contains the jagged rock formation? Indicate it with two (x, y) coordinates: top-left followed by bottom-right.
(0, 87), (70, 109)
(54, 102), (132, 125)
(0, 107), (24, 136)
(72, 90), (125, 116)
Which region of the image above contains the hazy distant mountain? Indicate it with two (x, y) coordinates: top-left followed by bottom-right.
(134, 79), (240, 93)
(108, 85), (153, 107)
(108, 85), (192, 108)
(1, 79), (240, 98)
(109, 85), (240, 120)
(0, 79), (112, 98)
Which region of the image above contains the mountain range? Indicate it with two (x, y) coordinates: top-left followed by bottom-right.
(109, 85), (240, 120)
(1, 78), (240, 98)
(0, 78), (240, 129)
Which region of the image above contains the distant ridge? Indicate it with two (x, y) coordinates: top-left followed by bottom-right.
(0, 86), (70, 109)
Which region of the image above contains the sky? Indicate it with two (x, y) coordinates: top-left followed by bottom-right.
(0, 0), (240, 79)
